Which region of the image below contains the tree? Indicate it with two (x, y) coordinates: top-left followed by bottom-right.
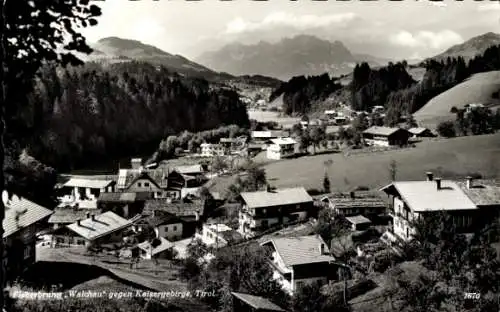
(1, 0), (102, 303)
(389, 159), (397, 181)
(436, 121), (456, 138)
(323, 173), (330, 194)
(211, 155), (227, 174)
(292, 281), (331, 312)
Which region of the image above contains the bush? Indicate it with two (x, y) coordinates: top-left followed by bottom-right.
(436, 121), (456, 138)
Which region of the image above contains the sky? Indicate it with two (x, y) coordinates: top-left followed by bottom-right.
(80, 0), (500, 61)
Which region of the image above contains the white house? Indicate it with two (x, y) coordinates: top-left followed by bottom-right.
(58, 178), (115, 204)
(260, 235), (336, 294)
(200, 143), (225, 157)
(380, 172), (479, 242)
(266, 138), (297, 160)
(137, 237), (174, 260)
(195, 223), (243, 248)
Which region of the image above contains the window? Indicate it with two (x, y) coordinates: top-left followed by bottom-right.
(173, 226), (177, 231)
(24, 245), (31, 259)
(165, 226), (169, 232)
(261, 208), (267, 214)
(137, 182), (142, 187)
(144, 182), (150, 187)
(156, 192), (162, 197)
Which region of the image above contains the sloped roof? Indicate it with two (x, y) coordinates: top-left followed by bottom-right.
(48, 208), (102, 224)
(363, 126), (405, 137)
(63, 178), (114, 189)
(321, 191), (386, 210)
(408, 127), (431, 135)
(380, 180), (478, 212)
(231, 292), (285, 311)
(240, 187), (312, 209)
(174, 164), (204, 175)
(57, 200), (98, 209)
(345, 215), (372, 225)
(97, 192), (152, 203)
(3, 195), (53, 238)
(269, 137), (297, 145)
(456, 179), (500, 206)
(137, 237), (174, 256)
(251, 130), (289, 138)
(117, 168), (172, 189)
(143, 199), (204, 218)
(261, 235), (334, 267)
(66, 211), (136, 241)
(144, 212), (183, 227)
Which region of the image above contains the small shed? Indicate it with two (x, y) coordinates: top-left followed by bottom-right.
(408, 127), (434, 138)
(345, 215), (372, 231)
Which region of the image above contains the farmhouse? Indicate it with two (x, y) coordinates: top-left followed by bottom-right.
(48, 207), (102, 230)
(135, 211), (183, 241)
(380, 172), (480, 242)
(174, 164), (206, 177)
(231, 292), (286, 312)
(142, 198), (205, 237)
(237, 187), (315, 238)
(195, 223), (243, 248)
(59, 178), (116, 203)
(362, 126), (410, 147)
(200, 143), (225, 157)
(52, 211), (138, 247)
(2, 192), (53, 282)
(136, 237), (174, 260)
(319, 191), (387, 217)
(266, 138), (297, 160)
(408, 127), (434, 138)
(97, 192), (152, 218)
(260, 235), (336, 294)
(456, 177), (500, 223)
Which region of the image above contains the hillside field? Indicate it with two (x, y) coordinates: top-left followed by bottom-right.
(208, 133), (500, 194)
(414, 71), (500, 129)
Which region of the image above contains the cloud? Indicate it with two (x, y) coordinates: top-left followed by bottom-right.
(477, 3), (500, 12)
(224, 12), (357, 34)
(389, 30), (463, 50)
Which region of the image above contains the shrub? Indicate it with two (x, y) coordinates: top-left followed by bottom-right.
(436, 121), (456, 138)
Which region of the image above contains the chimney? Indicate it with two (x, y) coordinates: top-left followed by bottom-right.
(466, 176), (473, 189)
(91, 215), (96, 221)
(426, 172), (434, 181)
(86, 212), (91, 219)
(131, 158), (142, 170)
(350, 191), (355, 199)
(435, 178), (442, 190)
(77, 220), (81, 226)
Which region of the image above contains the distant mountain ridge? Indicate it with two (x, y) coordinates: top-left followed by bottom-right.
(431, 32), (500, 61)
(195, 35), (386, 81)
(80, 37), (231, 81)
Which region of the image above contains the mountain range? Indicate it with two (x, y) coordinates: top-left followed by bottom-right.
(80, 32), (500, 83)
(195, 35), (394, 81)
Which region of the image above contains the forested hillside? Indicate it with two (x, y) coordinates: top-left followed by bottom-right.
(269, 74), (343, 115)
(10, 61), (249, 171)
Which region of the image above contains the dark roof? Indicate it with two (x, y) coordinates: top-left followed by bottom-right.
(231, 293), (285, 311)
(220, 229), (243, 244)
(321, 191), (386, 210)
(48, 208), (102, 224)
(3, 195), (53, 238)
(98, 192), (152, 203)
(143, 199), (205, 218)
(144, 212), (183, 227)
(457, 179), (500, 206)
(363, 126), (408, 137)
(117, 168), (175, 189)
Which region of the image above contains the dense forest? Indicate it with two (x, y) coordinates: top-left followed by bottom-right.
(269, 74), (343, 115)
(351, 61), (416, 111)
(9, 61), (249, 171)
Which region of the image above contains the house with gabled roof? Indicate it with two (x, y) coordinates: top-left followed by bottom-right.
(58, 177), (115, 203)
(237, 187), (315, 238)
(231, 292), (286, 312)
(135, 211), (183, 241)
(136, 237), (174, 260)
(48, 207), (102, 230)
(362, 126), (410, 147)
(2, 192), (53, 281)
(97, 191), (152, 218)
(319, 191), (387, 217)
(260, 235), (336, 294)
(408, 127), (434, 138)
(380, 172), (480, 242)
(51, 211), (138, 248)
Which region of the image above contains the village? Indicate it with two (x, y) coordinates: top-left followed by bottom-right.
(3, 102), (500, 312)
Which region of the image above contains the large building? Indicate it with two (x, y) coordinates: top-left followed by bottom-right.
(3, 192), (53, 282)
(238, 187), (315, 238)
(200, 143), (225, 157)
(260, 235), (336, 294)
(362, 126), (410, 147)
(380, 173), (480, 241)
